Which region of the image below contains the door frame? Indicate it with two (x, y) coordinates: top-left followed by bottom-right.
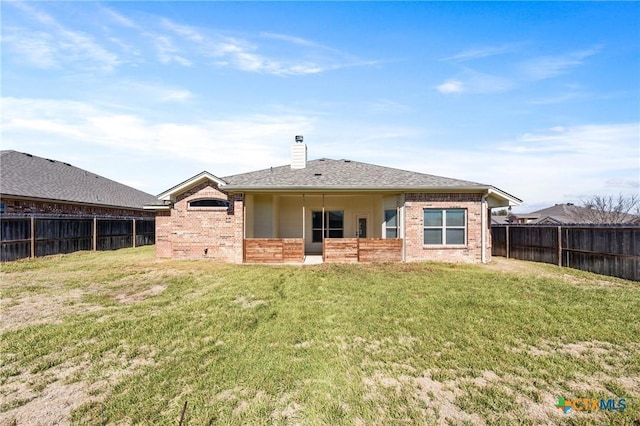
(354, 213), (369, 238)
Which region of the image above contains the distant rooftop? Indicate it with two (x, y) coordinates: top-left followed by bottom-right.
(0, 150), (158, 210)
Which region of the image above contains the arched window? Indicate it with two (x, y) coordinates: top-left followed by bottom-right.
(188, 198), (230, 208)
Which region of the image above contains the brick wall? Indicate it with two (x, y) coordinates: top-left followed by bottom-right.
(155, 182), (243, 262)
(404, 193), (490, 263)
(0, 197), (153, 217)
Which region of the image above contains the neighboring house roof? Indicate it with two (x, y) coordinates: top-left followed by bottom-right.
(491, 216), (510, 225)
(0, 150), (158, 210)
(154, 158), (521, 206)
(525, 204), (585, 223)
(509, 203), (640, 224)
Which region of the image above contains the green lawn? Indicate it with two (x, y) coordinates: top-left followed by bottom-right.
(1, 247), (638, 425)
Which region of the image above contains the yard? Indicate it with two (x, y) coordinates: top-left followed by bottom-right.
(1, 247), (638, 425)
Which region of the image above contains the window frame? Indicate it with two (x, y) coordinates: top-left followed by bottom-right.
(312, 210), (344, 242)
(423, 208), (467, 246)
(384, 209), (399, 239)
(187, 198), (230, 210)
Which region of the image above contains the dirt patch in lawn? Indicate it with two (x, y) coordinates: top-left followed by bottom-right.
(0, 347), (156, 426)
(362, 366), (636, 425)
(234, 295), (268, 309)
(116, 284), (166, 304)
(0, 289), (105, 332)
(0, 270), (178, 331)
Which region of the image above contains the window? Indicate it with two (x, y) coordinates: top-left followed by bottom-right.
(0, 201), (5, 214)
(384, 209), (398, 238)
(423, 209), (466, 245)
(189, 198), (230, 208)
(312, 211), (344, 242)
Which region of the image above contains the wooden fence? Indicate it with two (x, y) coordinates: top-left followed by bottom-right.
(0, 215), (155, 262)
(491, 225), (639, 281)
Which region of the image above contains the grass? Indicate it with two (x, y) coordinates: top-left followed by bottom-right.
(1, 246), (639, 425)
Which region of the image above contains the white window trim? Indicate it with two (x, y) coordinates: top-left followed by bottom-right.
(423, 208), (467, 246)
(384, 209), (399, 239)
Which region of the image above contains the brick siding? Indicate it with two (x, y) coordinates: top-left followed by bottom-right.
(155, 182), (243, 262)
(0, 197), (153, 217)
(404, 193), (491, 263)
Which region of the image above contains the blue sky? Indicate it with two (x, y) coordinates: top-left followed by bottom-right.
(2, 1), (638, 212)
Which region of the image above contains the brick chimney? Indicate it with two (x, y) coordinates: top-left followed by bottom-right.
(291, 135), (307, 169)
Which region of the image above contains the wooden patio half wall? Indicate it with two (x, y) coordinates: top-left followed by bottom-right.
(323, 238), (403, 263)
(243, 238), (403, 263)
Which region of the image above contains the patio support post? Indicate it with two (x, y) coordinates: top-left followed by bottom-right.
(322, 194), (325, 239)
(322, 194), (326, 261)
(396, 197), (400, 240)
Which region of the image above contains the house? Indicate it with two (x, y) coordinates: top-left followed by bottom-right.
(504, 203), (640, 225)
(0, 150), (158, 216)
(145, 137), (521, 263)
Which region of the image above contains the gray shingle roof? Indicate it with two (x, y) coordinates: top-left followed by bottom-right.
(223, 158), (489, 190)
(0, 150), (158, 210)
(524, 203), (639, 224)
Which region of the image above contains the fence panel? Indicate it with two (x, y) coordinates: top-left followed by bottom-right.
(563, 227), (639, 281)
(1, 215), (155, 261)
(97, 219), (133, 251)
(35, 219), (92, 257)
(509, 226), (558, 265)
(491, 226), (507, 257)
(135, 219), (156, 247)
(492, 225), (639, 281)
(0, 217), (31, 261)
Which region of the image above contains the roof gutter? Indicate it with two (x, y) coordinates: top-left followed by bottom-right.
(222, 185), (497, 194)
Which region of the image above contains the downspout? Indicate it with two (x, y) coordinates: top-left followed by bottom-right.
(401, 193), (406, 262)
(481, 191), (488, 264)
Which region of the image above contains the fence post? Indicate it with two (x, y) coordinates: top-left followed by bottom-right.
(505, 225), (510, 259)
(557, 226), (562, 266)
(93, 217), (97, 251)
(30, 216), (36, 258)
(132, 219), (137, 248)
(565, 227), (569, 268)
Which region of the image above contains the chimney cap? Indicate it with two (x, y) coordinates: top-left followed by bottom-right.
(295, 135), (304, 143)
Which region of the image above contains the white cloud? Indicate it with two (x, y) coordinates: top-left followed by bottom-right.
(442, 43), (523, 61)
(1, 97), (316, 190)
(100, 6), (139, 29)
(3, 3), (375, 77)
(436, 69), (513, 94)
(519, 45), (603, 80)
(4, 2), (121, 72)
(159, 18), (372, 76)
(436, 80), (465, 94)
(144, 33), (192, 66)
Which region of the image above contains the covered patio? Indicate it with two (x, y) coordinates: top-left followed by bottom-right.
(242, 193), (404, 263)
